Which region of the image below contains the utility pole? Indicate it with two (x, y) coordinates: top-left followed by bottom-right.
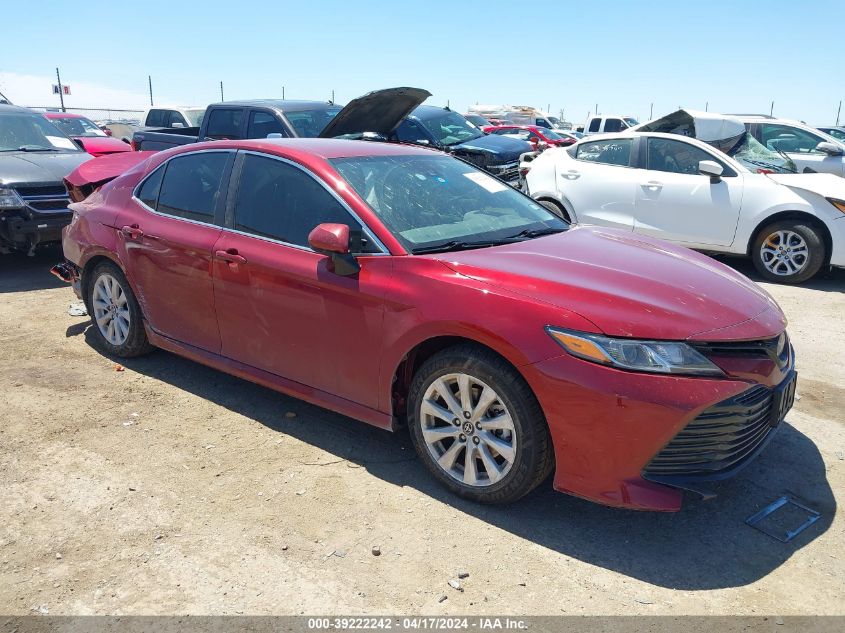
(650, 103), (653, 119)
(148, 75), (154, 106)
(770, 101), (774, 116)
(220, 81), (224, 102)
(705, 101), (709, 112)
(331, 89), (335, 104)
(55, 67), (65, 112)
(836, 100), (842, 126)
(594, 103), (598, 116)
(282, 86), (285, 99)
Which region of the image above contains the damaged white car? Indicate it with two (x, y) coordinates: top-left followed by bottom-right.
(524, 109), (845, 283)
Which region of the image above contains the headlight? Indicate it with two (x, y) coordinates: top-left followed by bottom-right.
(546, 327), (724, 376)
(0, 187), (25, 209)
(827, 197), (845, 214)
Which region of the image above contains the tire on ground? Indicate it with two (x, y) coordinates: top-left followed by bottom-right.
(751, 219), (826, 284)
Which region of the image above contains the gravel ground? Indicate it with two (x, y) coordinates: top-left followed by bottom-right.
(0, 247), (843, 615)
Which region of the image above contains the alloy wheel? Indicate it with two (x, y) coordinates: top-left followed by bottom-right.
(420, 372), (517, 487)
(92, 274), (131, 346)
(759, 230), (809, 277)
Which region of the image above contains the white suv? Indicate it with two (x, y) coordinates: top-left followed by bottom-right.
(736, 115), (845, 177)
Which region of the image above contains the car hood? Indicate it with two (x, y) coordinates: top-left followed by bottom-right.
(766, 172), (845, 199)
(449, 133), (533, 164)
(75, 136), (132, 154)
(431, 226), (785, 341)
(0, 151), (92, 187)
(319, 87), (432, 138)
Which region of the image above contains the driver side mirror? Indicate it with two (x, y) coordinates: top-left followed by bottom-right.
(816, 141), (844, 156)
(699, 160), (724, 182)
(308, 223), (360, 276)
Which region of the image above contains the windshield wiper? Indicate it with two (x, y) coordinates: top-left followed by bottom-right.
(16, 145), (60, 152)
(412, 239), (508, 255)
(769, 145), (798, 173)
(505, 227), (567, 239)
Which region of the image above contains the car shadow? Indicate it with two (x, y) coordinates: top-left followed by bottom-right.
(73, 324), (836, 591)
(0, 245), (66, 294)
(714, 255), (845, 292)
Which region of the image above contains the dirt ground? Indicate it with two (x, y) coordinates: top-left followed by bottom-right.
(1, 247), (843, 616)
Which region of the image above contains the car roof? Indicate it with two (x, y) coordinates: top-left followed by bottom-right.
(181, 137), (440, 160)
(208, 99), (338, 112)
(43, 112), (85, 119)
(411, 105), (457, 120)
(0, 104), (42, 116)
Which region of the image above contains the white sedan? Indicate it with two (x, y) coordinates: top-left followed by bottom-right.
(524, 132), (845, 284)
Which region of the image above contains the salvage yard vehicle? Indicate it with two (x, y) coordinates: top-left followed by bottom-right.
(484, 124), (578, 149)
(132, 87), (431, 152)
(524, 128), (845, 283)
(58, 137), (797, 511)
(140, 106), (206, 130)
(734, 115), (845, 178)
(583, 114), (639, 135)
(0, 104), (91, 254)
(395, 106), (532, 186)
(43, 112), (131, 157)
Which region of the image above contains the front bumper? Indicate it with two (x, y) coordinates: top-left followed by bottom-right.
(522, 344), (794, 511)
(0, 210), (71, 250)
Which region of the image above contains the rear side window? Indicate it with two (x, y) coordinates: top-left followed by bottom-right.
(156, 152), (229, 222)
(247, 111), (287, 138)
(136, 165), (164, 209)
(205, 109), (244, 139)
(233, 154), (371, 250)
(575, 138), (632, 166)
(603, 118), (623, 133)
(587, 118), (601, 132)
(145, 109), (166, 127)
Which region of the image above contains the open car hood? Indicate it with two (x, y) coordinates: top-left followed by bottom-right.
(319, 87), (431, 138)
(64, 151), (155, 202)
(632, 108), (746, 153)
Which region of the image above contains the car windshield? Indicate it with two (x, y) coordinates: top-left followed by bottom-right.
(727, 133), (797, 174)
(49, 116), (107, 137)
(539, 129), (564, 140)
(0, 113), (82, 152)
(285, 106), (342, 137)
(419, 111), (484, 147)
(624, 117), (639, 127)
(331, 154), (567, 253)
(466, 114), (490, 127)
(184, 109), (205, 127)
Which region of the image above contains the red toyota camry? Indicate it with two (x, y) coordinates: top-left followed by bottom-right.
(57, 138), (796, 511)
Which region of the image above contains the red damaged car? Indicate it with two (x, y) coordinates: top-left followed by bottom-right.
(56, 138), (796, 511)
(483, 124), (578, 150)
(43, 112), (131, 157)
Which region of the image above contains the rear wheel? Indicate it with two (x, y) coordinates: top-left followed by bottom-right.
(407, 345), (553, 504)
(86, 261), (154, 357)
(751, 220), (825, 284)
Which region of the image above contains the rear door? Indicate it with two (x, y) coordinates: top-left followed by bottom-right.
(562, 136), (638, 230)
(211, 151), (391, 409)
(632, 136), (743, 246)
(115, 150), (234, 352)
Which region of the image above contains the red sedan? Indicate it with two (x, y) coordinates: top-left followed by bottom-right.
(483, 125), (578, 150)
(43, 112), (131, 157)
(56, 139), (796, 510)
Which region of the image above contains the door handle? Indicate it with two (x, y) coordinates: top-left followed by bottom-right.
(562, 170), (580, 179)
(215, 249), (247, 265)
(642, 181), (663, 190)
(120, 224), (144, 240)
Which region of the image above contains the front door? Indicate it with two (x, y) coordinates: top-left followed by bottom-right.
(212, 151), (389, 409)
(633, 136), (743, 247)
(115, 150), (233, 352)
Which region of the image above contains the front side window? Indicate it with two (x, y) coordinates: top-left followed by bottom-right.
(587, 118), (601, 132)
(156, 152), (229, 222)
(330, 154), (566, 252)
(205, 109), (244, 139)
(417, 111), (484, 147)
(760, 124), (825, 154)
(145, 109), (166, 127)
(604, 118), (623, 133)
(575, 138), (632, 167)
(646, 137), (716, 175)
(248, 111), (287, 138)
(233, 154), (372, 250)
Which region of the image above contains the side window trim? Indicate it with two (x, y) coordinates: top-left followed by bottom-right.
(224, 150), (389, 255)
(131, 149), (235, 227)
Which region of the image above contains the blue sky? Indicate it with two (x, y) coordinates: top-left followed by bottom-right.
(1, 0), (841, 125)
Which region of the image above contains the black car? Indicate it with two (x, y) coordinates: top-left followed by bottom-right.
(394, 106), (533, 186)
(0, 105), (91, 254)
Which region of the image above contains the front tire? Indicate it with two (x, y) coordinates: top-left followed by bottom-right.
(407, 344), (553, 504)
(751, 220), (826, 284)
(86, 261), (153, 357)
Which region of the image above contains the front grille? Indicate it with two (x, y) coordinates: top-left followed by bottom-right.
(487, 161), (519, 182)
(16, 185), (71, 216)
(15, 185), (68, 197)
(691, 333), (790, 370)
(643, 385), (775, 481)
